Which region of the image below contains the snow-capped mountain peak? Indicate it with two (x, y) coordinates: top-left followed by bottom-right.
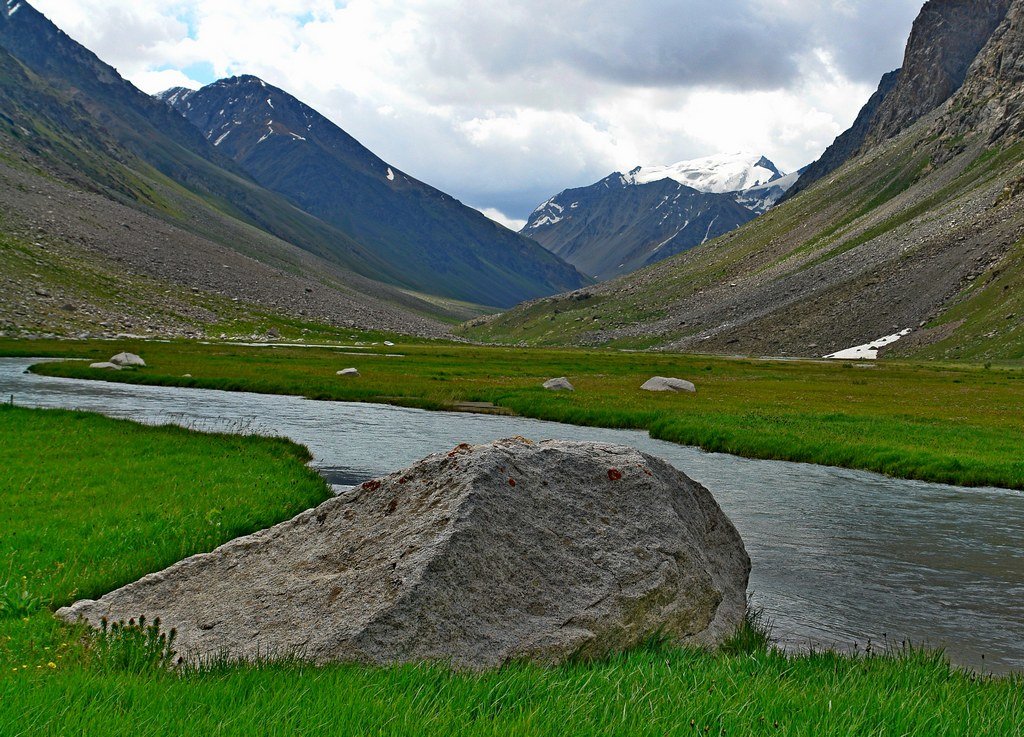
(624, 152), (784, 194)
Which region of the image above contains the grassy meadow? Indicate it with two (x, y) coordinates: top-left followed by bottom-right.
(3, 337), (1024, 490)
(1, 404), (1020, 736)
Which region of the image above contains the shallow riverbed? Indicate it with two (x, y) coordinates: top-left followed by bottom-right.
(2, 357), (1021, 673)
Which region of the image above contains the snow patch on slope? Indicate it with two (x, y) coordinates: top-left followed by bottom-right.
(825, 329), (912, 360)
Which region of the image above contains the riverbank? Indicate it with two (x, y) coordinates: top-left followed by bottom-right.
(3, 337), (1022, 490)
(2, 404), (1020, 735)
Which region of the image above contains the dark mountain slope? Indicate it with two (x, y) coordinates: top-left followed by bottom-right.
(0, 4), (457, 338)
(788, 0), (1011, 198)
(0, 0), (414, 285)
(466, 0), (1024, 361)
(521, 175), (757, 280)
(161, 76), (587, 308)
(521, 154), (795, 281)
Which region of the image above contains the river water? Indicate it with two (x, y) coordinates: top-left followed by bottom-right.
(2, 357), (1021, 673)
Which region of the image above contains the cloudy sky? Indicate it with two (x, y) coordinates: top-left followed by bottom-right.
(33, 0), (925, 229)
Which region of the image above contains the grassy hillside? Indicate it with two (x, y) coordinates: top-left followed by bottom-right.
(464, 127), (1024, 361)
(1, 405), (1020, 736)
(7, 338), (1024, 490)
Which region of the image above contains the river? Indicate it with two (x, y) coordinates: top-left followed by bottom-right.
(2, 357), (1021, 673)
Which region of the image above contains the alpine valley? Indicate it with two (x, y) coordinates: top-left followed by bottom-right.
(470, 0), (1024, 362)
(3, 1), (1024, 732)
(0, 0), (586, 343)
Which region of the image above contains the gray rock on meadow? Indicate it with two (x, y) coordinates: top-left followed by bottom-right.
(88, 362), (121, 370)
(543, 377), (575, 391)
(336, 368), (360, 377)
(56, 437), (749, 669)
(641, 377), (696, 393)
(110, 352), (146, 367)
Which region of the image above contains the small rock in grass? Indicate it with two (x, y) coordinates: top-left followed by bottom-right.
(110, 352), (145, 367)
(543, 377), (574, 391)
(641, 377), (696, 393)
(337, 368), (360, 377)
(89, 362), (121, 370)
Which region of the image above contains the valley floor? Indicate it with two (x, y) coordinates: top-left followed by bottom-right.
(1, 405), (1020, 736)
(2, 336), (1023, 490)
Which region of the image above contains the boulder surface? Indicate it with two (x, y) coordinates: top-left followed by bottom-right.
(57, 438), (749, 669)
(641, 377), (696, 393)
(110, 352), (146, 367)
(543, 377), (575, 391)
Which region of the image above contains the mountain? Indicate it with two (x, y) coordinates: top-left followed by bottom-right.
(466, 0), (1024, 362)
(787, 0), (1012, 199)
(158, 76), (587, 308)
(0, 0), (460, 338)
(522, 154), (797, 280)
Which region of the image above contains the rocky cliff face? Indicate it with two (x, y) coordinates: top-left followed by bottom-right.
(865, 0), (1012, 146)
(788, 0), (1011, 199)
(934, 0), (1024, 143)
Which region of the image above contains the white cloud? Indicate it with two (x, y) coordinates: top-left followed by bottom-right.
(132, 69), (204, 93)
(30, 0), (926, 217)
(477, 207), (528, 232)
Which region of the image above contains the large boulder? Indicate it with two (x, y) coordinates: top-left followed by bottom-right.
(109, 352), (146, 367)
(543, 377), (575, 391)
(641, 377), (696, 393)
(57, 438), (749, 669)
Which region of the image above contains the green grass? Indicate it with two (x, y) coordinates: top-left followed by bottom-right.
(1, 405), (1020, 736)
(5, 338), (1024, 490)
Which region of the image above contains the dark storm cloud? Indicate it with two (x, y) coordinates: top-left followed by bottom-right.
(420, 0), (924, 93)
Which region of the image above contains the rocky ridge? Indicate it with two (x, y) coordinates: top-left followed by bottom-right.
(789, 0), (1012, 198)
(158, 76), (588, 308)
(523, 154), (796, 281)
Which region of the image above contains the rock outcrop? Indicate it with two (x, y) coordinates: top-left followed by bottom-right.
(543, 377), (575, 391)
(57, 438), (750, 669)
(109, 352), (145, 367)
(787, 0), (1012, 199)
(934, 0), (1024, 143)
(865, 0), (1012, 147)
(641, 377), (696, 393)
